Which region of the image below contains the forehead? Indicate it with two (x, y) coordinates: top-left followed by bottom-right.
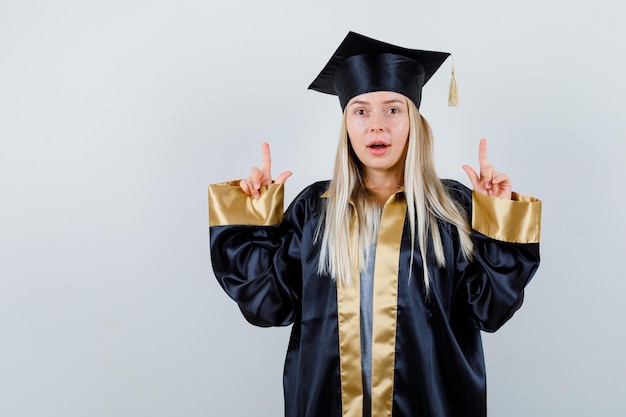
(347, 91), (408, 106)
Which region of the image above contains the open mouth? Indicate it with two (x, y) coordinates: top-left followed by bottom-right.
(368, 142), (389, 149)
(366, 142), (390, 155)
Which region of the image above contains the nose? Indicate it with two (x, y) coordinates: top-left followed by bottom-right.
(369, 110), (385, 132)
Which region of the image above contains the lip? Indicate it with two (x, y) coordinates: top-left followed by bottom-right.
(366, 139), (391, 148)
(366, 140), (390, 156)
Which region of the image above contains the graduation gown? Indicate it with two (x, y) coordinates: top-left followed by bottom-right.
(208, 179), (541, 417)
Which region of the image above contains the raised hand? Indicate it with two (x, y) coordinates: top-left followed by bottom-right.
(462, 138), (512, 200)
(240, 142), (292, 199)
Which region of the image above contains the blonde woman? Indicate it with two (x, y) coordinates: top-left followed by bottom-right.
(209, 32), (541, 417)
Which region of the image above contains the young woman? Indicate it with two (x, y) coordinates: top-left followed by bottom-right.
(208, 31), (541, 417)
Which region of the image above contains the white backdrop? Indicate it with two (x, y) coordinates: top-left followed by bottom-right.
(1, 0), (625, 416)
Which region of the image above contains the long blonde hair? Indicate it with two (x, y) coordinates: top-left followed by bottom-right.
(316, 97), (474, 291)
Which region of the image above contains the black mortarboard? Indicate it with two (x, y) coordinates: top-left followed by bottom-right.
(308, 31), (456, 110)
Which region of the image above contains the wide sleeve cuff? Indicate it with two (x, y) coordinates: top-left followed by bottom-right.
(208, 180), (284, 226)
(472, 191), (542, 243)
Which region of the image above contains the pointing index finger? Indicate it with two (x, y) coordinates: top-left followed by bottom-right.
(479, 138), (489, 170)
(261, 141), (272, 175)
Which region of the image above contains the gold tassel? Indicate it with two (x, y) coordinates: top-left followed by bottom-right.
(448, 56), (460, 107)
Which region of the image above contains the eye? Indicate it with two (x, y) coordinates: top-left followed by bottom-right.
(355, 109), (366, 116)
(387, 107), (399, 115)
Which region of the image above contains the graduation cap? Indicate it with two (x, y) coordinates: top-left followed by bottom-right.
(308, 31), (459, 110)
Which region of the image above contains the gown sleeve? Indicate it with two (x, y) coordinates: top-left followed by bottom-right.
(208, 181), (305, 327)
(448, 182), (542, 332)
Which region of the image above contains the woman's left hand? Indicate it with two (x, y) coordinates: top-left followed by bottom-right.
(462, 138), (512, 200)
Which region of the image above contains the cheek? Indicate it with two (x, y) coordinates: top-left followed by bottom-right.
(346, 124), (362, 144)
(393, 123), (410, 143)
(346, 131), (358, 154)
(346, 118), (358, 131)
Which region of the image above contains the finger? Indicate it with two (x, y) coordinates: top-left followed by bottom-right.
(261, 142), (272, 177)
(249, 177), (261, 198)
(240, 179), (251, 195)
(462, 165), (480, 188)
(479, 164), (495, 190)
(492, 172), (509, 185)
(491, 172), (512, 198)
(249, 166), (262, 189)
(248, 167), (263, 198)
(242, 177), (260, 198)
(274, 170), (293, 185)
(478, 138), (489, 170)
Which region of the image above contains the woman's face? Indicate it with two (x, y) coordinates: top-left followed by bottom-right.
(345, 91), (410, 179)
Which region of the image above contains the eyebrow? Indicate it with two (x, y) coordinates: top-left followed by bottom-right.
(348, 98), (406, 107)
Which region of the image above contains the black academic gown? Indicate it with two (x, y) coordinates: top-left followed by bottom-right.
(209, 179), (541, 417)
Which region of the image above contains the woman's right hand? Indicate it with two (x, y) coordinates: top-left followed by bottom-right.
(240, 142), (292, 199)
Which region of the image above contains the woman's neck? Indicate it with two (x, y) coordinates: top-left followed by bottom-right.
(363, 171), (402, 205)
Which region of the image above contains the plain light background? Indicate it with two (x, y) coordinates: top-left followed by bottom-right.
(1, 0), (624, 416)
